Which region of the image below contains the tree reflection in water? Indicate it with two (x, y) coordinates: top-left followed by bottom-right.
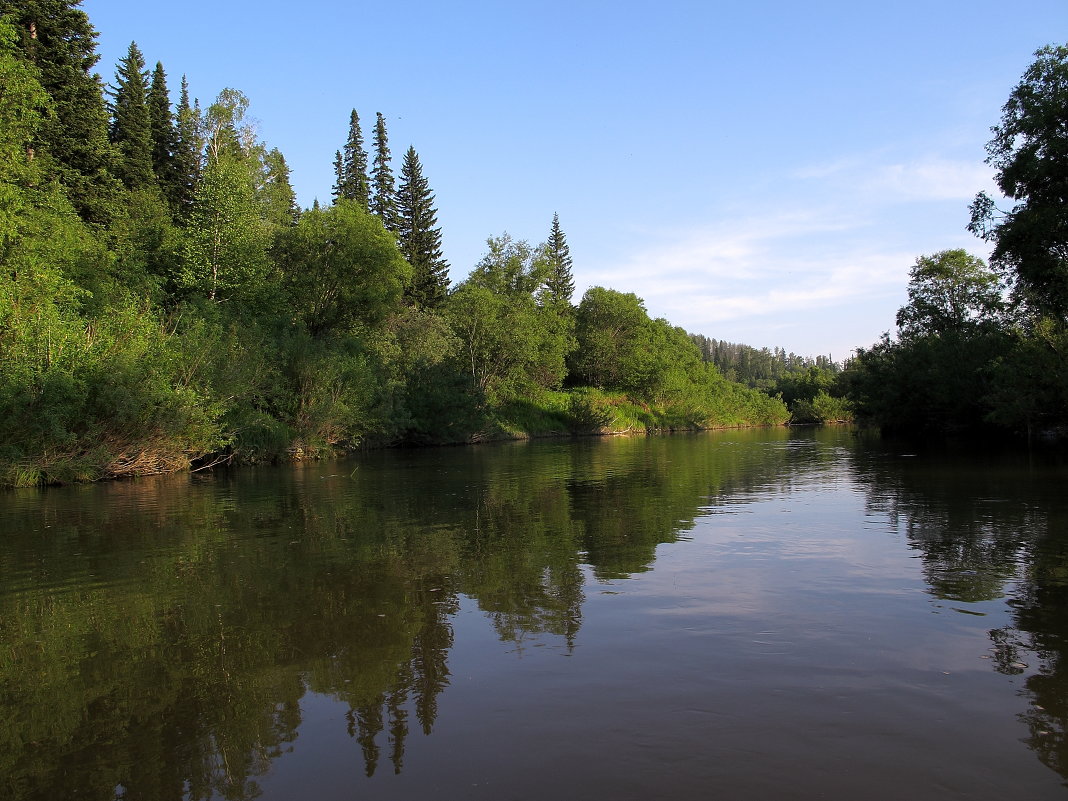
(4, 429), (1068, 797)
(849, 439), (1068, 785)
(3, 432), (786, 799)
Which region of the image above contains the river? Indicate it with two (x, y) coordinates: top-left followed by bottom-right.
(2, 427), (1067, 799)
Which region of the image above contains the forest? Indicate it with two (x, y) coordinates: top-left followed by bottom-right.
(2, 2), (1062, 487)
(0, 1), (810, 487)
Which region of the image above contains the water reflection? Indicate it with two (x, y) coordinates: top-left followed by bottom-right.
(848, 439), (1068, 785)
(2, 429), (1067, 798)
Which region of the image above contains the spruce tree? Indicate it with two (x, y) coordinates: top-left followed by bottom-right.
(147, 61), (179, 204)
(331, 111), (369, 207)
(341, 109), (369, 208)
(545, 212), (575, 305)
(172, 76), (201, 218)
(396, 145), (449, 309)
(370, 112), (397, 230)
(261, 147), (298, 227)
(332, 149), (345, 202)
(3, 0), (121, 225)
(108, 41), (154, 189)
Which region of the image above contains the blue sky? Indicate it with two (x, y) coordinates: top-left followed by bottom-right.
(83, 0), (1067, 361)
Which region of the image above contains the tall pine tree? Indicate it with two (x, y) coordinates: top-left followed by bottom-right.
(2, 0), (121, 225)
(108, 41), (154, 189)
(147, 60), (179, 206)
(370, 112), (396, 231)
(331, 149), (345, 202)
(545, 212), (575, 305)
(171, 76), (201, 219)
(396, 146), (449, 309)
(342, 109), (369, 208)
(261, 147), (298, 227)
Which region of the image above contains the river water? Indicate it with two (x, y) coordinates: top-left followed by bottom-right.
(2, 427), (1067, 800)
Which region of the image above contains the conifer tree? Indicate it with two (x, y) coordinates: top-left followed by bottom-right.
(342, 109), (369, 208)
(261, 147), (298, 227)
(396, 145), (449, 309)
(2, 0), (121, 225)
(370, 112), (397, 230)
(171, 75), (200, 216)
(332, 149), (345, 202)
(147, 61), (179, 204)
(108, 41), (155, 189)
(545, 212), (575, 305)
(331, 111), (369, 207)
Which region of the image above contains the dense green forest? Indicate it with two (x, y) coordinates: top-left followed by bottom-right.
(6, 4), (1057, 487)
(842, 44), (1068, 440)
(0, 2), (793, 486)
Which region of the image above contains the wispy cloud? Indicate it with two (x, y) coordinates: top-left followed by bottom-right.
(865, 158), (994, 201)
(578, 147), (992, 355)
(794, 152), (995, 203)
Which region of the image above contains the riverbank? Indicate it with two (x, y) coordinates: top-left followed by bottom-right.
(2, 386), (794, 488)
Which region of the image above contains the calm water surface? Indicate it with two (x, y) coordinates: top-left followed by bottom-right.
(2, 427), (1068, 800)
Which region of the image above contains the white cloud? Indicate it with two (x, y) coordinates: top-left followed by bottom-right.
(794, 152), (995, 203)
(866, 158), (995, 201)
(575, 147), (992, 356)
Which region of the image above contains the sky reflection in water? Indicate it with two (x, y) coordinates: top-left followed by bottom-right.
(2, 428), (1067, 800)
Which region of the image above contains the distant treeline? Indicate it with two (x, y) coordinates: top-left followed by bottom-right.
(689, 336), (839, 389)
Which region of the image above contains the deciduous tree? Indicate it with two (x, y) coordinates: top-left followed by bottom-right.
(274, 200), (410, 337)
(969, 45), (1068, 319)
(895, 250), (1003, 339)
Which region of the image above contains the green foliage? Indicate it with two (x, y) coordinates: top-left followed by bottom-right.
(4, 0), (122, 226)
(180, 150), (270, 303)
(570, 286), (652, 393)
(841, 249), (1018, 435)
(202, 86), (251, 162)
(895, 250), (1003, 339)
(566, 387), (615, 432)
(274, 200), (410, 337)
(147, 61), (177, 197)
(108, 41), (155, 189)
(844, 329), (1011, 435)
(370, 112), (396, 230)
(984, 318), (1068, 433)
(447, 234), (572, 405)
(171, 75), (200, 217)
(279, 331), (379, 452)
(396, 146), (448, 309)
(333, 109), (370, 208)
(0, 18), (48, 242)
(0, 3), (809, 484)
(690, 333), (840, 389)
(259, 146), (298, 226)
(568, 286), (788, 429)
(544, 212), (574, 305)
(0, 298), (223, 485)
(789, 390), (853, 425)
(844, 48), (1068, 440)
(364, 307), (465, 441)
(106, 186), (177, 303)
(969, 45), (1068, 319)
(771, 365), (853, 423)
